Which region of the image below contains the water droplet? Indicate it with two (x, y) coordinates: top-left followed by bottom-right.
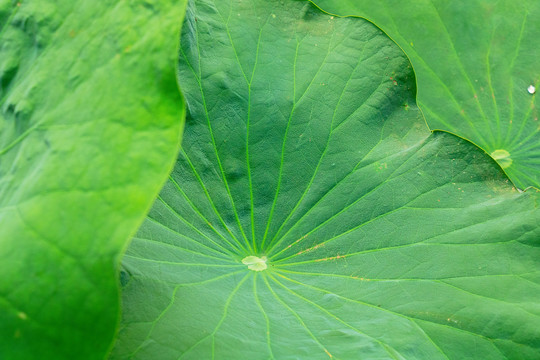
(242, 256), (267, 271)
(528, 85), (536, 94)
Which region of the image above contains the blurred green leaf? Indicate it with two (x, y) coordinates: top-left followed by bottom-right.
(0, 0), (186, 358)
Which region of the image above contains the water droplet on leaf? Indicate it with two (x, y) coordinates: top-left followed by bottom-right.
(242, 256), (268, 271)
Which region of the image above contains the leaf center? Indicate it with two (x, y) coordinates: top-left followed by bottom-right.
(241, 256), (268, 271)
(491, 149), (512, 169)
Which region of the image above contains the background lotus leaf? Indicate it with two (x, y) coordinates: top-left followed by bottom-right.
(312, 0), (540, 189)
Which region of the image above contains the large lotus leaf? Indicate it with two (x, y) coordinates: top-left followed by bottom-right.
(311, 0), (540, 190)
(0, 1), (186, 358)
(112, 0), (540, 359)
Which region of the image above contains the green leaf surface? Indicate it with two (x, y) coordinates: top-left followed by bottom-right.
(0, 1), (186, 358)
(311, 0), (540, 189)
(113, 0), (540, 359)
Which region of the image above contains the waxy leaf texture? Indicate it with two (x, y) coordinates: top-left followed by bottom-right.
(114, 1), (540, 359)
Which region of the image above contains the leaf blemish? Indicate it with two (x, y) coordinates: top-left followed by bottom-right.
(286, 234), (308, 249)
(324, 348), (333, 358)
(296, 242), (324, 255)
(315, 254), (346, 262)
